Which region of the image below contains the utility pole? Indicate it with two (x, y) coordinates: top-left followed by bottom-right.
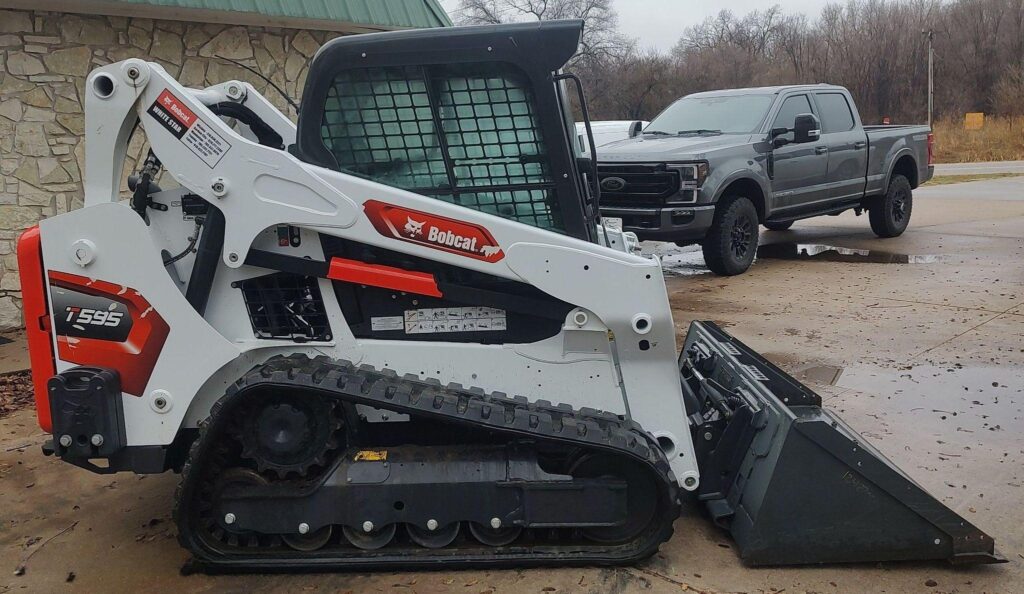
(923, 29), (934, 127)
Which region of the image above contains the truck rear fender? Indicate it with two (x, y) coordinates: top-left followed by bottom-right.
(888, 151), (920, 189)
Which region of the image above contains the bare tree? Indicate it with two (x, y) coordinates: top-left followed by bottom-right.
(454, 0), (632, 63)
(455, 0), (1024, 122)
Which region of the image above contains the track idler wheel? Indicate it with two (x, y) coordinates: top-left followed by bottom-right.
(407, 522), (460, 549)
(569, 454), (658, 544)
(468, 522), (522, 547)
(282, 525), (334, 552)
(342, 523), (397, 550)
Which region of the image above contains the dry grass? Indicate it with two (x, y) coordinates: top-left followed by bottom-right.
(932, 116), (1024, 163)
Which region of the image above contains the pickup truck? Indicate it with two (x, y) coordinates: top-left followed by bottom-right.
(594, 85), (934, 275)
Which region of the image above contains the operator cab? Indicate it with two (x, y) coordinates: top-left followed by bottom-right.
(292, 20), (599, 242)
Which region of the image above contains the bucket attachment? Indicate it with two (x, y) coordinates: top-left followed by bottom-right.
(680, 321), (1004, 566)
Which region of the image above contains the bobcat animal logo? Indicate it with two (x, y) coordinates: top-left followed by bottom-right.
(479, 245), (501, 257)
(404, 217), (425, 237)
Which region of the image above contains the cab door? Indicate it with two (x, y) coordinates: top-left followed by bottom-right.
(814, 91), (868, 201)
(769, 93), (830, 212)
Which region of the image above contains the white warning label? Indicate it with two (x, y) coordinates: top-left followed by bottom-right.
(182, 119), (230, 168)
(403, 307), (506, 334)
(370, 316), (404, 332)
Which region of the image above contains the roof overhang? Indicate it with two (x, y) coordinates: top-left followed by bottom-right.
(0, 0), (449, 33)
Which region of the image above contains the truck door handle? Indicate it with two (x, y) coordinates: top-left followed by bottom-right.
(815, 146), (828, 155)
(853, 141), (866, 149)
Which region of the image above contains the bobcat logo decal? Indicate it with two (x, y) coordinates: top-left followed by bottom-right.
(404, 217), (426, 237)
(363, 200), (505, 263)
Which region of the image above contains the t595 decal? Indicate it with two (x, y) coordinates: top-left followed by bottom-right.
(49, 271), (169, 396)
(363, 200), (505, 263)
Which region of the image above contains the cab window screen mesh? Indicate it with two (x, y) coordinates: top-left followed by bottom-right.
(320, 62), (563, 231)
(321, 66), (448, 190)
(433, 63), (550, 189)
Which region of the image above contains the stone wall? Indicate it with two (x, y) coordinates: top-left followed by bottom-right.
(0, 9), (342, 330)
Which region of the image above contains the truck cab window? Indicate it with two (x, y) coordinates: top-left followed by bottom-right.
(320, 62), (564, 232)
(815, 93), (855, 133)
(772, 94), (813, 142)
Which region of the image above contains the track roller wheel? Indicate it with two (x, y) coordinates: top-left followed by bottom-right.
(407, 522), (460, 549)
(569, 453), (658, 544)
(206, 467), (268, 547)
(282, 525), (333, 552)
(468, 522), (522, 547)
(342, 523), (397, 550)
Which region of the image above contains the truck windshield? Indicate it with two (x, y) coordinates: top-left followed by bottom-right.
(645, 95), (774, 135)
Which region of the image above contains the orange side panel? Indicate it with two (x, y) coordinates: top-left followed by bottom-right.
(48, 271), (169, 397)
(16, 226), (56, 433)
(327, 257), (443, 298)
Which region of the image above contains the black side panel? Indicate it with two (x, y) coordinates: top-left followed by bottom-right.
(185, 203), (224, 316)
(321, 235), (572, 344)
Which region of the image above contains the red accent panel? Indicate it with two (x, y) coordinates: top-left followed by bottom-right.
(328, 257), (443, 298)
(48, 271), (170, 397)
(156, 88), (197, 128)
(16, 226), (56, 433)
(363, 200), (505, 263)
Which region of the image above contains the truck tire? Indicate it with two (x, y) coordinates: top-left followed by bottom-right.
(702, 195), (759, 276)
(763, 221), (793, 231)
(869, 175), (913, 238)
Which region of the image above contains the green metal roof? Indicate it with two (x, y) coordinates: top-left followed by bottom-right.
(106, 0), (452, 29)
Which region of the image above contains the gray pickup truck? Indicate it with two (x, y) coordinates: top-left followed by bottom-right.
(595, 85), (934, 275)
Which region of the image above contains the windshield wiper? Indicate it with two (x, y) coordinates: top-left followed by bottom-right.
(677, 129), (723, 136)
(643, 130), (672, 136)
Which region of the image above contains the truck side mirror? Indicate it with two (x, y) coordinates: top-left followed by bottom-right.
(769, 127), (790, 148)
(793, 113), (821, 143)
(628, 121), (644, 138)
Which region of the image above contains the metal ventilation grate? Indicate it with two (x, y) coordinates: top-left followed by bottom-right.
(236, 273), (331, 342)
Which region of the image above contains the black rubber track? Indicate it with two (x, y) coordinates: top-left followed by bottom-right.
(174, 354), (681, 572)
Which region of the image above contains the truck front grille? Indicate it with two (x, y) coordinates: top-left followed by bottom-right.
(597, 164), (680, 206)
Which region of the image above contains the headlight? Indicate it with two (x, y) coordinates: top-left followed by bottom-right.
(673, 162), (709, 188)
(666, 162), (709, 204)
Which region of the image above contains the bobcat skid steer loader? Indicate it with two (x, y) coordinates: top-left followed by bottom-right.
(17, 20), (1001, 570)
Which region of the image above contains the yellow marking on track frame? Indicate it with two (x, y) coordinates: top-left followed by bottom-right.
(354, 450), (388, 461)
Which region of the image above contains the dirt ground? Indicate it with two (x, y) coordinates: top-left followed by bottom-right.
(1, 178), (1022, 593)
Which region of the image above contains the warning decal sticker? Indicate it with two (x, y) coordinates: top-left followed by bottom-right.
(148, 88), (231, 168)
(403, 307), (506, 334)
(370, 316), (404, 332)
(182, 119), (230, 167)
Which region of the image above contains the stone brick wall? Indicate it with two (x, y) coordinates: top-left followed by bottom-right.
(0, 9), (343, 330)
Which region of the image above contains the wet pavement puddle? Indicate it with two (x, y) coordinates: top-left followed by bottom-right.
(757, 243), (948, 264)
(833, 364), (1023, 443)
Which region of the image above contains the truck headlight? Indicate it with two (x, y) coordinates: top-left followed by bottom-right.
(666, 162), (709, 204)
(674, 162), (709, 188)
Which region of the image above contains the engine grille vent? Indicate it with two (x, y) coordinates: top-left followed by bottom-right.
(236, 273), (331, 342)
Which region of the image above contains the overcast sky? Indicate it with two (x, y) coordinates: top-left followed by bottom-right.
(437, 0), (833, 52)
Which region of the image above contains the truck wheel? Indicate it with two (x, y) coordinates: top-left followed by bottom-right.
(869, 175), (913, 238)
(764, 221), (793, 231)
(702, 195), (759, 276)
